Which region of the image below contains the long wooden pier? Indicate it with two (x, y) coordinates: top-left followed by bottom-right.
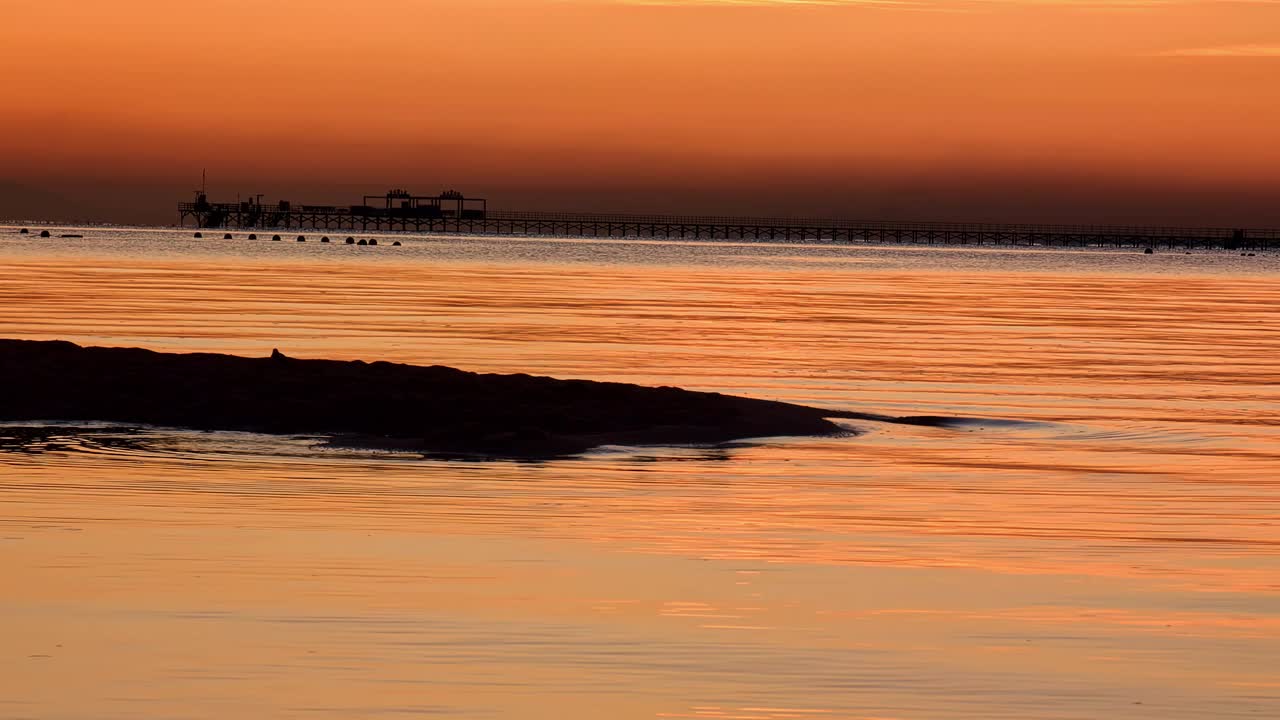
(179, 201), (1280, 251)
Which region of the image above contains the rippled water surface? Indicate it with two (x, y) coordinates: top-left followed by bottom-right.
(2, 227), (1279, 719)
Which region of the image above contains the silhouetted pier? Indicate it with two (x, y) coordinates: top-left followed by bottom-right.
(179, 191), (1280, 251)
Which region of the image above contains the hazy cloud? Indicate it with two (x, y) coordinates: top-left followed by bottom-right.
(616, 0), (1279, 7)
(1160, 44), (1280, 56)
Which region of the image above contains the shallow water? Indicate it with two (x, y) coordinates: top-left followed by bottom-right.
(2, 227), (1278, 719)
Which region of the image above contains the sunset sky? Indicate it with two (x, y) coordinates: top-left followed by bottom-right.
(2, 0), (1278, 225)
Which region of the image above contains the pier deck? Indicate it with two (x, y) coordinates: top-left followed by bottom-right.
(178, 203), (1280, 251)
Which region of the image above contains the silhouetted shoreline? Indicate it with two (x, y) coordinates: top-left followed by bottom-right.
(0, 340), (866, 458)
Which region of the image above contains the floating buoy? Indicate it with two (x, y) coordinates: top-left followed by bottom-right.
(321, 237), (331, 243)
(368, 238), (378, 246)
(248, 233), (258, 240)
(194, 232), (203, 238)
(19, 228), (29, 234)
(357, 239), (368, 246)
(272, 235), (281, 241)
(392, 241), (402, 247)
(39, 230), (50, 238)
(345, 237), (355, 244)
(223, 233), (233, 239)
(297, 235), (306, 242)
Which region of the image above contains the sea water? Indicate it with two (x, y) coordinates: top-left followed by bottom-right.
(1, 227), (1278, 719)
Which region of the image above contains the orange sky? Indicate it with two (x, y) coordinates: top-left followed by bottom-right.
(2, 0), (1278, 224)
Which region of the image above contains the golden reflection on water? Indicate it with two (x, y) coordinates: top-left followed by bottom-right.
(1, 233), (1278, 719)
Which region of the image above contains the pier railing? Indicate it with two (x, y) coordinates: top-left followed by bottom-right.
(488, 210), (1280, 240)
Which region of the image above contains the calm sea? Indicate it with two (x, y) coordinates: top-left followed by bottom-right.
(2, 227), (1278, 720)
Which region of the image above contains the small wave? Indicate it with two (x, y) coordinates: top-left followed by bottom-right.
(1042, 424), (1215, 446)
(826, 410), (1057, 432)
(0, 423), (155, 457)
(827, 411), (1225, 450)
(0, 422), (325, 463)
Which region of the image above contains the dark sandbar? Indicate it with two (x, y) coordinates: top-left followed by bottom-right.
(0, 339), (872, 458)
